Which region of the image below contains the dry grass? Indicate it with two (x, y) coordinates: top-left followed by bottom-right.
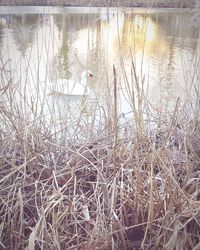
(0, 59), (200, 250)
(0, 8), (200, 247)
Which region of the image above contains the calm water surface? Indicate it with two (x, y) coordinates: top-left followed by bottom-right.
(0, 7), (200, 129)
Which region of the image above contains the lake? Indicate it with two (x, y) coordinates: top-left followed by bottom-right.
(0, 6), (200, 135)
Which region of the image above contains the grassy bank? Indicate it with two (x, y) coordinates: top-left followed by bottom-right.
(0, 55), (200, 250)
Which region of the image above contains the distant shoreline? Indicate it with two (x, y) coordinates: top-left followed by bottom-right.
(0, 0), (196, 9)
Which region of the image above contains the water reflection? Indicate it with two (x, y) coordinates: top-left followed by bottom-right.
(52, 15), (71, 79)
(0, 8), (199, 123)
(12, 15), (36, 54)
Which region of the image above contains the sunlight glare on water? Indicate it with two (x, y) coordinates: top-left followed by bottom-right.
(0, 7), (199, 127)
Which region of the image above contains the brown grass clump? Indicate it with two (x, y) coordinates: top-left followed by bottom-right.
(0, 99), (200, 250)
(0, 58), (200, 249)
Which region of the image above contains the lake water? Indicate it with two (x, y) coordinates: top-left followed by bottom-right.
(0, 7), (200, 135)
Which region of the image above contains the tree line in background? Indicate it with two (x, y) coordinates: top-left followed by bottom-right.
(0, 0), (197, 8)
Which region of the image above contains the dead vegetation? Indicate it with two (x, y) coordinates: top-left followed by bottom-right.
(0, 76), (200, 250)
(0, 25), (200, 248)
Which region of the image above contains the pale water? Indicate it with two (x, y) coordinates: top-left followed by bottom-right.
(0, 7), (200, 133)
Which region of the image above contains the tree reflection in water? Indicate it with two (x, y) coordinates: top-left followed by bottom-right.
(0, 8), (199, 125)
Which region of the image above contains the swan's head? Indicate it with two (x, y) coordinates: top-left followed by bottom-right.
(81, 70), (93, 80)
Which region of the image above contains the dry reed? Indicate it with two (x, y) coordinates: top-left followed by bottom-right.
(0, 56), (200, 250)
(0, 7), (200, 247)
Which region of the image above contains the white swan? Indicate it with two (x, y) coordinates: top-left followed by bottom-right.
(49, 70), (93, 96)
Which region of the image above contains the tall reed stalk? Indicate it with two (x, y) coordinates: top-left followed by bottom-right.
(0, 7), (200, 250)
